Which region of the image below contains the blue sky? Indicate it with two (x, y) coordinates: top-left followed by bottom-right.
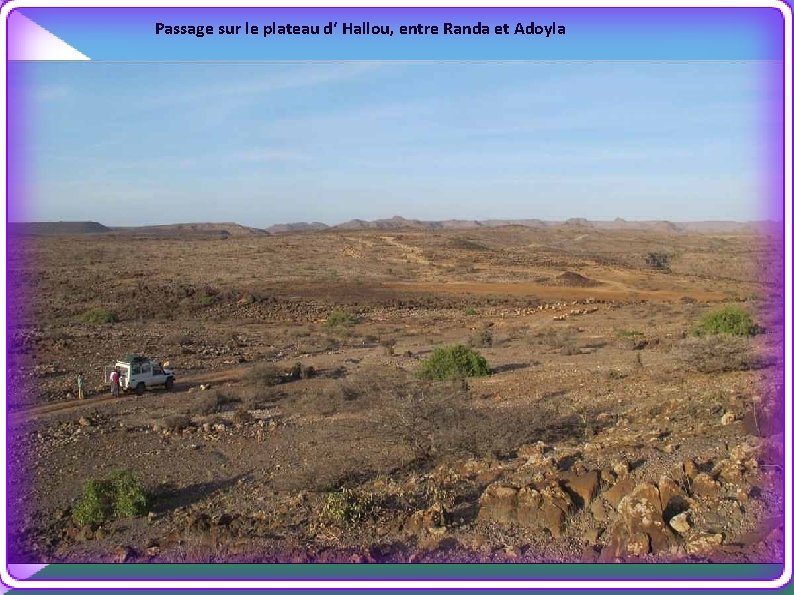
(16, 61), (776, 226)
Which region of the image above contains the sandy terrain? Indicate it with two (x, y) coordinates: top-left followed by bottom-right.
(6, 224), (784, 563)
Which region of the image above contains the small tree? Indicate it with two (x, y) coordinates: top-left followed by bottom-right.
(418, 345), (491, 381)
(694, 306), (762, 337)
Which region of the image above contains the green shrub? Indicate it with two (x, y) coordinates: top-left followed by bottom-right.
(72, 479), (114, 526)
(72, 470), (149, 526)
(325, 308), (357, 328)
(82, 308), (118, 324)
(319, 487), (375, 526)
(694, 306), (762, 337)
(418, 345), (491, 380)
(109, 470), (149, 519)
(464, 308), (479, 316)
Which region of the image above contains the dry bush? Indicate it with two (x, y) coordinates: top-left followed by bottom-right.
(674, 335), (769, 373)
(360, 368), (471, 463)
(249, 363), (284, 387)
(646, 251), (672, 271)
(379, 337), (397, 356)
(159, 415), (192, 432)
(286, 362), (315, 381)
(232, 409), (254, 425)
(184, 390), (239, 416)
(468, 328), (493, 348)
(297, 334), (341, 355)
(530, 327), (581, 354)
(559, 341), (582, 356)
(239, 385), (284, 410)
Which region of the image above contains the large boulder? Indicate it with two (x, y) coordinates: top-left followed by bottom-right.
(691, 473), (720, 499)
(477, 485), (519, 524)
(478, 481), (574, 537)
(604, 478), (635, 509)
(516, 482), (573, 537)
(658, 475), (688, 520)
(600, 482), (676, 561)
(559, 470), (600, 507)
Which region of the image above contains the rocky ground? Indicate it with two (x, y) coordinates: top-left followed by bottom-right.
(6, 225), (785, 563)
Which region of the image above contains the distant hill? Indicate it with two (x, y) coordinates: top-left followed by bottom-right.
(108, 222), (269, 237)
(266, 222), (329, 234)
(480, 219), (547, 228)
(333, 216), (436, 231)
(326, 217), (761, 233)
(8, 221), (110, 236)
(10, 221), (268, 237)
(11, 217), (772, 237)
(10, 221), (111, 235)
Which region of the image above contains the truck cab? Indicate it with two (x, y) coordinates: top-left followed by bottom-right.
(106, 354), (175, 395)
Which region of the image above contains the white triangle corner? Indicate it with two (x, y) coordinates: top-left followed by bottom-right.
(8, 12), (90, 61)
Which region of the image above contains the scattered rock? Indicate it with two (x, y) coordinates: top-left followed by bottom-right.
(683, 460), (699, 479)
(517, 442), (551, 466)
(113, 546), (134, 563)
(600, 469), (617, 486)
(612, 460), (630, 479)
(584, 526), (602, 545)
(78, 416), (93, 427)
(658, 475), (687, 519)
(686, 532), (723, 555)
(590, 499), (608, 522)
(691, 473), (720, 499)
(669, 512), (691, 534)
(406, 502), (448, 533)
(515, 482), (573, 537)
(625, 531), (651, 557)
(721, 411), (736, 426)
(604, 479), (634, 509)
(477, 485), (518, 524)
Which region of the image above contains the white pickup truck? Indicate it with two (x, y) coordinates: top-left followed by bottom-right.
(105, 354), (175, 395)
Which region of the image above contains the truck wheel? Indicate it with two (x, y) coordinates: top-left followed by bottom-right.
(165, 377), (174, 391)
(135, 382), (145, 396)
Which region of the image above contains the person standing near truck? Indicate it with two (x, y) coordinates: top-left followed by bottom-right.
(110, 367), (120, 397)
(77, 372), (85, 400)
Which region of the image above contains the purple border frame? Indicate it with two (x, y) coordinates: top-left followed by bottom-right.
(5, 0), (791, 590)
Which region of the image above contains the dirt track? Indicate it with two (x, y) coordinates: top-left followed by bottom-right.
(9, 367), (248, 425)
(381, 281), (732, 303)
